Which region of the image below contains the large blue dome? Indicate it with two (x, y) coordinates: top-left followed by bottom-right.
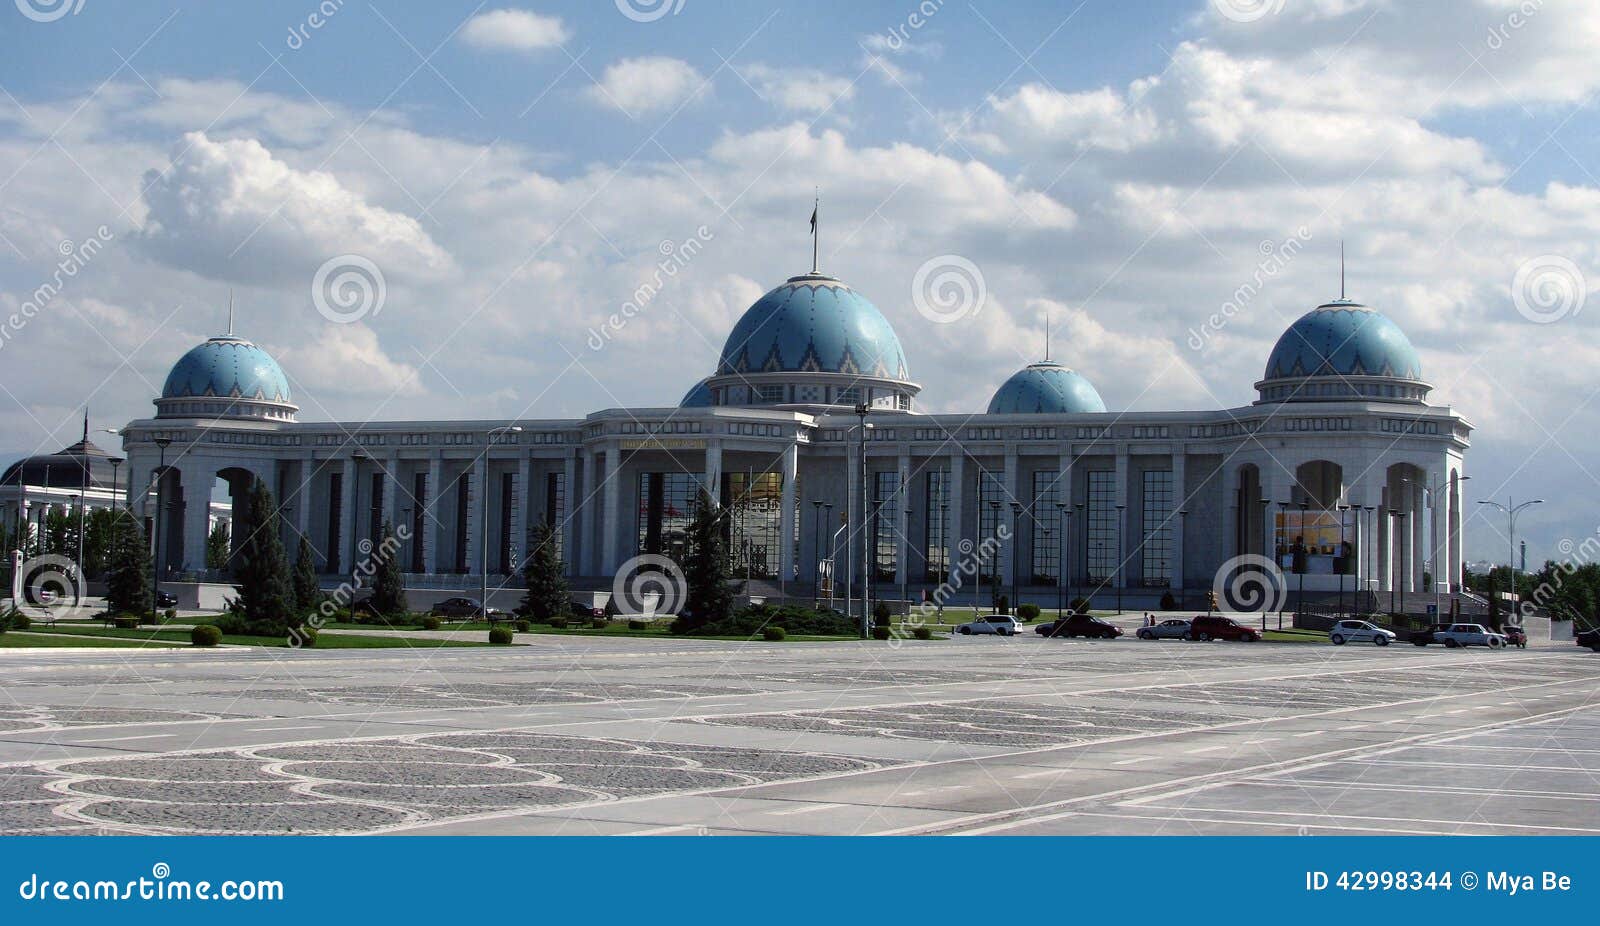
(161, 335), (292, 404)
(717, 274), (909, 381)
(1264, 301), (1421, 381)
(987, 361), (1107, 415)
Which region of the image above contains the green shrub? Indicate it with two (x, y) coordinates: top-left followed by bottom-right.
(190, 624), (222, 647)
(1016, 603), (1041, 621)
(762, 626), (786, 641)
(489, 625), (514, 645)
(0, 607), (19, 633)
(547, 616), (568, 629)
(996, 595), (1010, 614)
(113, 616), (140, 629)
(871, 626), (891, 640)
(1159, 591), (1178, 611)
(678, 604), (858, 638)
(294, 627), (319, 648)
(872, 602), (892, 627)
(163, 608), (177, 622)
(591, 617), (608, 629)
(1069, 596), (1093, 615)
(420, 616), (442, 631)
(515, 619), (531, 632)
(627, 619), (648, 631)
(912, 626), (932, 640)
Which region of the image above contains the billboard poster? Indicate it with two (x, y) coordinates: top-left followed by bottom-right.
(1275, 509), (1357, 576)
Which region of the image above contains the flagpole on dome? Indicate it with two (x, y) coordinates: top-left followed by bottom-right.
(810, 189), (819, 274)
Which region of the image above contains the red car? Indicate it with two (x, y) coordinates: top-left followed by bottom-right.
(1187, 614), (1261, 642)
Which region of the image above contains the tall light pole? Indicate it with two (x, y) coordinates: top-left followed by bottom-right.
(1009, 501), (1022, 611)
(1336, 504), (1350, 621)
(1114, 503), (1125, 615)
(987, 499), (1000, 610)
(151, 437), (172, 613)
(1177, 509), (1188, 609)
(1054, 502), (1067, 616)
(811, 499), (824, 604)
(1478, 496), (1542, 617)
(483, 426), (521, 616)
(70, 493), (83, 582)
(851, 405), (872, 637)
(349, 449), (368, 581)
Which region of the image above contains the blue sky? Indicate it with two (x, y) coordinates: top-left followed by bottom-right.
(1, 0), (1597, 567)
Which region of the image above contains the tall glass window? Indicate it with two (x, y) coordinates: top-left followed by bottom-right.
(924, 469), (949, 581)
(637, 472), (699, 564)
(1031, 471), (1061, 583)
(872, 471), (899, 581)
(1142, 470), (1174, 587)
(724, 471), (781, 578)
(1086, 471), (1118, 583)
(543, 472), (565, 561)
(977, 469), (1005, 589)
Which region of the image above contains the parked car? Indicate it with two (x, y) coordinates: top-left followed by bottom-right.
(1501, 625), (1527, 649)
(154, 590), (178, 609)
(569, 600), (605, 619)
(1432, 623), (1507, 649)
(1137, 618), (1193, 640)
(1329, 619), (1396, 647)
(1410, 622), (1454, 646)
(429, 596), (508, 620)
(1036, 613), (1123, 639)
(1577, 627), (1600, 652)
(955, 615), (1021, 636)
(1187, 614), (1261, 642)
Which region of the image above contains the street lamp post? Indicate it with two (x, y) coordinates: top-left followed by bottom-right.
(1009, 501), (1022, 611)
(1478, 496), (1542, 619)
(1114, 503), (1125, 615)
(1177, 509), (1188, 609)
(1055, 502), (1068, 617)
(70, 493), (83, 583)
(1336, 504), (1350, 621)
(1297, 502), (1309, 627)
(811, 500), (824, 604)
(1391, 509), (1409, 615)
(1276, 501), (1290, 625)
(151, 438), (172, 614)
(483, 427), (522, 617)
(854, 403), (871, 638)
(987, 499), (1000, 610)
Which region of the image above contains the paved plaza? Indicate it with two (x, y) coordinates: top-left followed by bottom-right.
(1, 629), (1597, 836)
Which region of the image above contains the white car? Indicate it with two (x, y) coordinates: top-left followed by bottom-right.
(1329, 620), (1397, 647)
(956, 615), (1021, 636)
(1433, 623), (1508, 649)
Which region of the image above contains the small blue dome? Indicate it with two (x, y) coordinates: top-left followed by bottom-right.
(161, 335), (292, 404)
(987, 361), (1107, 414)
(680, 377), (713, 407)
(717, 274), (909, 381)
(1264, 301), (1421, 381)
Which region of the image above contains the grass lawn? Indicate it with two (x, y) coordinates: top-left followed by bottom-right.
(24, 626), (499, 649)
(0, 632), (185, 649)
(1262, 628), (1328, 643)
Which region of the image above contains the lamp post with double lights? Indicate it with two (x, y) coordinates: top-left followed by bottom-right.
(1009, 501), (1022, 612)
(483, 427), (522, 618)
(1478, 496), (1542, 618)
(1054, 502), (1068, 616)
(852, 403), (873, 638)
(1114, 503), (1125, 614)
(811, 500), (825, 605)
(1336, 504), (1351, 620)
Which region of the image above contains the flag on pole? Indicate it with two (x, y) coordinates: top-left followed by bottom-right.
(809, 196), (819, 273)
(809, 203), (817, 234)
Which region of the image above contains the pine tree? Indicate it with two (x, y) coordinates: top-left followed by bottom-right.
(677, 490), (732, 633)
(520, 522), (569, 620)
(105, 515), (152, 617)
(205, 521), (231, 571)
(369, 521), (408, 616)
(234, 478), (294, 634)
(292, 536), (320, 616)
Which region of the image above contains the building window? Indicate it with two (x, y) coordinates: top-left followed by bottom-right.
(836, 386), (860, 404)
(1086, 471), (1117, 583)
(756, 384), (784, 404)
(924, 469), (949, 581)
(638, 472), (700, 564)
(543, 472), (566, 561)
(872, 471), (899, 581)
(1031, 471), (1061, 583)
(724, 471), (781, 579)
(1141, 470), (1173, 587)
(977, 468), (1005, 590)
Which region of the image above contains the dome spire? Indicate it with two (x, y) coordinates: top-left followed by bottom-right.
(1339, 239), (1345, 301)
(1044, 304), (1051, 362)
(227, 288), (235, 336)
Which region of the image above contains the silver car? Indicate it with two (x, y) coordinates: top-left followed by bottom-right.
(1136, 618), (1193, 640)
(1433, 623), (1508, 649)
(1329, 620), (1397, 646)
(956, 615), (1021, 636)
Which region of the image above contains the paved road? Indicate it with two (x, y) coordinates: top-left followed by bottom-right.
(1, 633), (1596, 835)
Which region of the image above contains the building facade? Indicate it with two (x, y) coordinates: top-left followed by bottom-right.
(109, 269), (1472, 608)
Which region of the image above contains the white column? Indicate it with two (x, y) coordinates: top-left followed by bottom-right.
(562, 453), (578, 577)
(1448, 469), (1464, 593)
(466, 456), (486, 577)
(894, 449), (910, 592)
(779, 443), (798, 584)
(1114, 448), (1129, 589)
(424, 454), (443, 574)
(1171, 449), (1186, 591)
(180, 463), (213, 573)
(947, 449), (965, 581)
(339, 456), (358, 575)
(602, 443), (622, 575)
(1412, 479), (1427, 593)
(1378, 485), (1393, 594)
(1430, 471), (1448, 594)
(1262, 466), (1283, 569)
(704, 439), (722, 507)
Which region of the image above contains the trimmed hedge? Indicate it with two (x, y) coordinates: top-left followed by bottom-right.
(679, 604), (857, 638)
(489, 626), (514, 645)
(762, 626), (786, 642)
(113, 616), (141, 630)
(420, 615), (442, 631)
(547, 617), (568, 629)
(515, 619), (531, 632)
(871, 626), (892, 641)
(1016, 603), (1041, 621)
(912, 626), (932, 640)
(191, 625), (222, 647)
(590, 617), (608, 629)
(627, 619), (649, 631)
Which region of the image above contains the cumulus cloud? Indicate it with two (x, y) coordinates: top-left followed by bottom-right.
(585, 57), (708, 115)
(739, 64), (856, 114)
(274, 324), (424, 399)
(459, 9), (571, 52)
(132, 132), (453, 286)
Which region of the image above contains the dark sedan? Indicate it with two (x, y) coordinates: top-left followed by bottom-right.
(1576, 627), (1600, 652)
(1036, 613), (1123, 639)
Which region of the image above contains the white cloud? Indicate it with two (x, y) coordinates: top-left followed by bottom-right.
(459, 9), (571, 52)
(585, 57), (707, 115)
(740, 64), (856, 114)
